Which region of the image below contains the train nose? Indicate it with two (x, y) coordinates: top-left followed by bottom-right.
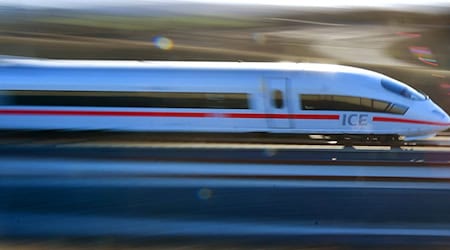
(428, 98), (449, 126)
(445, 112), (450, 129)
(433, 108), (450, 129)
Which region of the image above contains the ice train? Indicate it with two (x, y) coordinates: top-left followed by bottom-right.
(0, 58), (449, 142)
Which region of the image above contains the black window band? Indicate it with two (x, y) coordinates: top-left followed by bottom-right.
(2, 90), (250, 109)
(300, 94), (408, 115)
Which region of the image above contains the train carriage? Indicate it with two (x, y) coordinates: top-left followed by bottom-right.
(0, 58), (449, 142)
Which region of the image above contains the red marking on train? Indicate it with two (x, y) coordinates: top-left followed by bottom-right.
(0, 110), (208, 117)
(292, 114), (339, 120)
(373, 116), (450, 126)
(227, 113), (269, 119)
(0, 109), (339, 120)
(228, 113), (339, 119)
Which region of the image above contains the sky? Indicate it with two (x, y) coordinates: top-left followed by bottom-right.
(0, 0), (448, 9)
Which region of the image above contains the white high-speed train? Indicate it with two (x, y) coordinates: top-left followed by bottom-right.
(0, 58), (449, 142)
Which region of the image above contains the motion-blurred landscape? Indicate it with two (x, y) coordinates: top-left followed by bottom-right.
(1, 2), (450, 249)
(0, 2), (449, 113)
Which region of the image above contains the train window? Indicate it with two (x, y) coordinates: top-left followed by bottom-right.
(372, 99), (390, 112)
(381, 78), (426, 101)
(301, 94), (337, 110)
(0, 91), (8, 105)
(300, 94), (407, 115)
(302, 94), (366, 111)
(386, 103), (409, 115)
(333, 96), (366, 111)
(5, 90), (250, 109)
(272, 90), (284, 109)
(360, 97), (372, 111)
(301, 95), (321, 110)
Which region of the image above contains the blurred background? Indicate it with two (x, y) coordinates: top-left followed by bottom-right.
(0, 0), (449, 112)
(0, 1), (450, 249)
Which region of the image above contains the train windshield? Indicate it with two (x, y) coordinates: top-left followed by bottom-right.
(381, 78), (427, 101)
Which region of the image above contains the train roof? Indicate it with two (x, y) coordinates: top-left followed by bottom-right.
(0, 56), (380, 77)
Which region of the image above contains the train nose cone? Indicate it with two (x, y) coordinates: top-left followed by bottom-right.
(445, 112), (450, 129)
(431, 104), (450, 129)
(440, 109), (450, 130)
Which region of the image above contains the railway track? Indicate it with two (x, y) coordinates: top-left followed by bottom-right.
(0, 130), (449, 148)
(0, 140), (448, 167)
(1, 147), (450, 243)
(0, 131), (449, 243)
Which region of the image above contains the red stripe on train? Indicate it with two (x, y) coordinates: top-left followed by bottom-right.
(1, 110), (448, 126)
(228, 113), (339, 119)
(292, 114), (339, 120)
(0, 109), (339, 120)
(0, 110), (208, 117)
(373, 116), (450, 126)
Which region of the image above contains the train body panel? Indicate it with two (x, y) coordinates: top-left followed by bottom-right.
(0, 58), (449, 140)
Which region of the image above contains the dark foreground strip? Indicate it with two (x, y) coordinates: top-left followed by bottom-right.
(2, 173), (450, 183)
(0, 145), (448, 166)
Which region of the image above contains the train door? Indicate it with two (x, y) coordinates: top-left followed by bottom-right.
(264, 77), (292, 128)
